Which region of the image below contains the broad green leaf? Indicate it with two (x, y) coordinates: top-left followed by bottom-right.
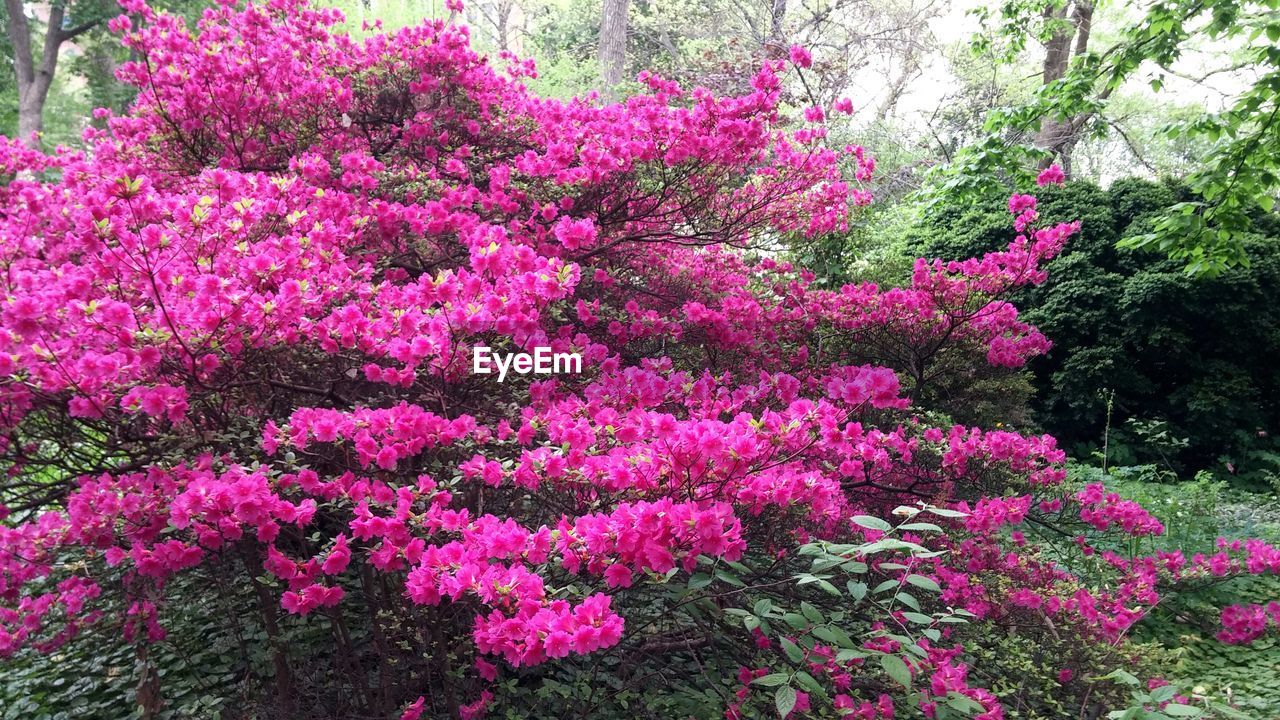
(781, 637), (805, 663)
(752, 673), (791, 687)
(905, 575), (941, 593)
(775, 685), (798, 717)
(851, 515), (891, 531)
(847, 581), (868, 601)
(800, 602), (823, 624)
(880, 654), (911, 687)
(898, 522), (943, 533)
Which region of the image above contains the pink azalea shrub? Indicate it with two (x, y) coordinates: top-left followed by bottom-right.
(0, 1), (1275, 717)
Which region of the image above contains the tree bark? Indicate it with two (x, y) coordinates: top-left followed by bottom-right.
(1034, 2), (1072, 169)
(134, 644), (163, 719)
(4, 0), (99, 145)
(770, 0), (787, 43)
(250, 571), (295, 713)
(496, 0), (510, 52)
(597, 0), (629, 97)
(1034, 0), (1093, 174)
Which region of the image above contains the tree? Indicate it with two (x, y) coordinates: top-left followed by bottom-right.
(944, 0), (1280, 275)
(597, 0), (627, 92)
(2, 0), (102, 144)
(0, 2), (1275, 718)
(524, 0), (943, 106)
(467, 0), (526, 53)
(1031, 0), (1094, 174)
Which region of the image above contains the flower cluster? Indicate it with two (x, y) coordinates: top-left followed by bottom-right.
(558, 499), (747, 586)
(1076, 483), (1165, 536)
(1, 2), (1276, 718)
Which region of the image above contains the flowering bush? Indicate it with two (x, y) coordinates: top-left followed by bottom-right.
(0, 2), (1276, 718)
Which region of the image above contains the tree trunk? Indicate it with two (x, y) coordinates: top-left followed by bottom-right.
(1034, 0), (1093, 174)
(597, 0), (629, 96)
(1034, 2), (1072, 169)
(250, 571), (295, 713)
(496, 0), (510, 53)
(770, 0), (787, 43)
(134, 644), (163, 719)
(4, 0), (98, 146)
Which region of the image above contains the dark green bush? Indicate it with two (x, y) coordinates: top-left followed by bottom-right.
(909, 178), (1280, 476)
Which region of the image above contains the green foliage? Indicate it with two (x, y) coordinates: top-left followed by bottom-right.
(0, 550), (427, 719)
(0, 10), (15, 134)
(2, 1), (216, 146)
(790, 189), (924, 290)
(1097, 469), (1280, 718)
(34, 73), (94, 149)
(0, 572), (245, 719)
(725, 506), (985, 719)
(910, 178), (1280, 474)
(952, 624), (1171, 719)
(320, 0), (443, 34)
(941, 0), (1280, 275)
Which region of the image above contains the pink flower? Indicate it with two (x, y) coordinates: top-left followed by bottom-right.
(376, 446), (399, 471)
(789, 45), (813, 68)
(1036, 164), (1066, 186)
(475, 657), (498, 681)
(604, 564), (634, 588)
(321, 535), (352, 575)
(0, 2), (1266, 711)
(544, 631), (572, 658)
(400, 696), (426, 720)
(571, 625), (601, 654)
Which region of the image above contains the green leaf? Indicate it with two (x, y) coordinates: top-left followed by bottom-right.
(1162, 705), (1202, 717)
(898, 522), (943, 533)
(851, 515), (891, 532)
(905, 575), (941, 593)
(716, 570), (745, 587)
(1099, 669), (1141, 687)
(896, 592), (921, 611)
(812, 625), (854, 648)
(781, 637), (805, 663)
(873, 580), (899, 594)
(835, 649), (869, 663)
(781, 613), (808, 630)
(945, 692), (985, 713)
(794, 671), (824, 694)
(800, 602), (823, 623)
(775, 686), (798, 718)
(752, 673), (791, 687)
(847, 581), (868, 601)
(880, 654), (911, 687)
